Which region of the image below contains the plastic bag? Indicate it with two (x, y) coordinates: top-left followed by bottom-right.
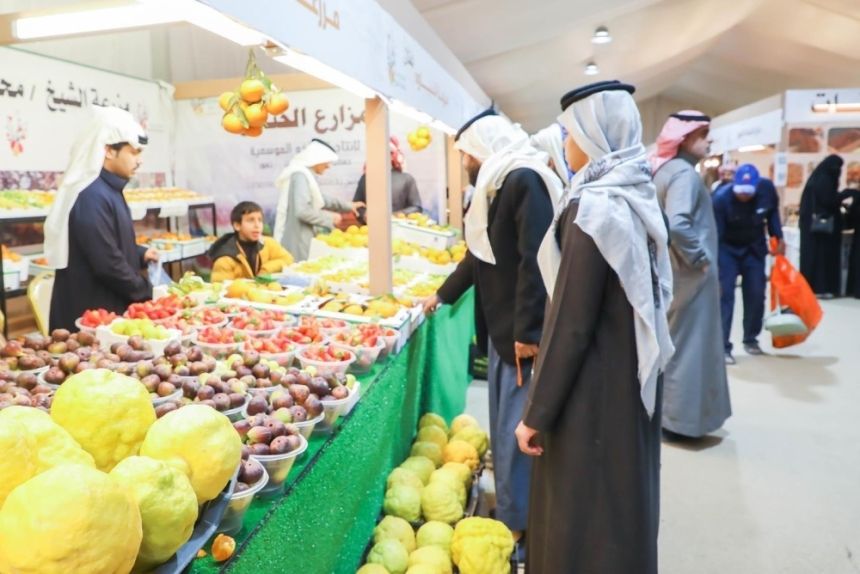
(769, 238), (823, 348)
(148, 261), (172, 288)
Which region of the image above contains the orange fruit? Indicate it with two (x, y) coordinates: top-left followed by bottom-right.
(218, 91), (234, 112)
(245, 103), (268, 128)
(211, 534), (235, 562)
(267, 92), (289, 115)
(239, 79), (265, 103)
(243, 126), (263, 137)
(222, 113), (244, 134)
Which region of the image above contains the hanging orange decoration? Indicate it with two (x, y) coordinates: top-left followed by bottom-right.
(221, 50), (291, 137)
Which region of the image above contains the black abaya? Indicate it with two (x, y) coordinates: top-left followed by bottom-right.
(843, 190), (860, 298)
(799, 155), (844, 295)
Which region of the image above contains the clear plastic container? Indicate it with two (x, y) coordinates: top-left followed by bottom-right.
(250, 434), (308, 496)
(381, 330), (400, 358)
(151, 388), (183, 407)
(330, 338), (385, 375)
(293, 411), (325, 440)
(314, 391), (352, 434)
(192, 336), (243, 359)
(96, 323), (182, 358)
(231, 325), (281, 339)
(217, 461), (269, 536)
(259, 349), (296, 368)
(295, 347), (355, 378)
(343, 381), (361, 415)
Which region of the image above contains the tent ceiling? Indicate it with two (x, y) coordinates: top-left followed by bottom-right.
(410, 0), (860, 132)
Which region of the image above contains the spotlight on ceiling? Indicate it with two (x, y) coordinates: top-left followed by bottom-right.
(584, 61), (599, 76)
(592, 26), (612, 44)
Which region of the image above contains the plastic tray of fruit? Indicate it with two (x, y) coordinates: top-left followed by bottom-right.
(152, 470), (238, 574)
(329, 335), (386, 375)
(217, 458), (269, 536)
(312, 297), (411, 330)
(392, 220), (458, 250)
(97, 321), (182, 358)
(295, 345), (356, 378)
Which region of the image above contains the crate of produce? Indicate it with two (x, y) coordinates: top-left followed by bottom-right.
(392, 219), (459, 250)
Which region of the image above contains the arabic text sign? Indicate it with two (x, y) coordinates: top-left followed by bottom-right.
(784, 89), (860, 124)
(0, 47), (172, 177)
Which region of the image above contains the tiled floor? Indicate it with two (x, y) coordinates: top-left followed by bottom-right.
(464, 297), (860, 573)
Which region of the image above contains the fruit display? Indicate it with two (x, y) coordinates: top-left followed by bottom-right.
(123, 187), (206, 203)
(225, 277), (306, 307)
(296, 345), (356, 377)
(406, 126), (433, 151)
(231, 307), (289, 334)
(168, 271), (223, 301)
(316, 294), (404, 320)
(125, 298), (182, 321)
(220, 49), (290, 138)
(0, 373), (54, 410)
(330, 328), (386, 373)
(394, 212), (448, 232)
(197, 326), (246, 345)
(0, 189), (55, 211)
(111, 318), (172, 340)
(316, 225), (369, 248)
(178, 306), (228, 328)
(357, 412), (509, 574)
(233, 413), (305, 457)
(240, 366), (351, 428)
(244, 330), (298, 359)
(286, 255), (349, 276)
(79, 308), (118, 329)
(280, 322), (326, 346)
(213, 301), (247, 317)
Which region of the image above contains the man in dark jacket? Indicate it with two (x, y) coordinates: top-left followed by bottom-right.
(423, 109), (562, 552)
(46, 107), (158, 331)
(713, 164), (784, 362)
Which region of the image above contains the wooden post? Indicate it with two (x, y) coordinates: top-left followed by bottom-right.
(446, 135), (464, 232)
(365, 97), (393, 296)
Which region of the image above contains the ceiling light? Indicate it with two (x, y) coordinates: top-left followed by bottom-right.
(273, 49), (377, 99)
(592, 26), (612, 44)
(584, 61), (599, 76)
(737, 144), (767, 153)
(14, 0), (267, 46)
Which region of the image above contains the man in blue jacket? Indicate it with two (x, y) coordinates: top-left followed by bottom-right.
(713, 164), (785, 363)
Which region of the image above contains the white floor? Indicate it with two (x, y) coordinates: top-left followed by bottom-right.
(465, 297), (860, 574)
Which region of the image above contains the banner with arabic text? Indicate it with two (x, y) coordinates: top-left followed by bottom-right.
(0, 47), (173, 191)
(173, 88), (446, 231)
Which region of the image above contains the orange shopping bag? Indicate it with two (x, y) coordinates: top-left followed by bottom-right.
(768, 238), (823, 348)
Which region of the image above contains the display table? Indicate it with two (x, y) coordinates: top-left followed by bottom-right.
(190, 289), (475, 574)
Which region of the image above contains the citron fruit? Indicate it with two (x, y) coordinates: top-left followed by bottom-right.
(449, 414), (480, 437)
(51, 369), (155, 471)
(267, 92), (289, 115)
(111, 456), (199, 573)
(140, 404), (242, 504)
(239, 78), (265, 103)
(218, 91), (234, 112)
(419, 413), (448, 434)
(417, 425), (448, 450)
(0, 417), (37, 507)
(409, 545), (452, 574)
(357, 565), (390, 574)
(0, 405), (94, 473)
(441, 440), (479, 472)
(222, 113), (244, 134)
(0, 464), (142, 574)
(451, 426), (489, 458)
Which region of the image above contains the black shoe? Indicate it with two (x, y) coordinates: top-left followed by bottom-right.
(743, 342), (764, 356)
(725, 352), (737, 365)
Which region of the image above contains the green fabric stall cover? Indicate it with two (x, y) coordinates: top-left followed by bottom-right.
(188, 290), (475, 574)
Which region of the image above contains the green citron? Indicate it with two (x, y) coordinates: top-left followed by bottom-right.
(448, 414), (480, 437)
(110, 456), (199, 573)
(0, 417), (37, 507)
(416, 425), (448, 450)
(383, 484), (422, 523)
(367, 539), (410, 574)
(408, 545), (452, 574)
(417, 412), (448, 434)
(429, 469), (467, 508)
(374, 515), (417, 553)
(410, 441), (443, 468)
(399, 456), (435, 485)
(387, 468), (425, 492)
(420, 481), (463, 525)
(416, 521), (454, 553)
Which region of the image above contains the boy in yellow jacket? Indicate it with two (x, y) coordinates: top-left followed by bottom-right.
(209, 201), (293, 281)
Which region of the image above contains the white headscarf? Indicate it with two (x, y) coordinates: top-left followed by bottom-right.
(537, 88), (674, 417)
(273, 139), (338, 241)
(456, 115), (564, 264)
(530, 123), (569, 187)
(44, 106), (147, 270)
